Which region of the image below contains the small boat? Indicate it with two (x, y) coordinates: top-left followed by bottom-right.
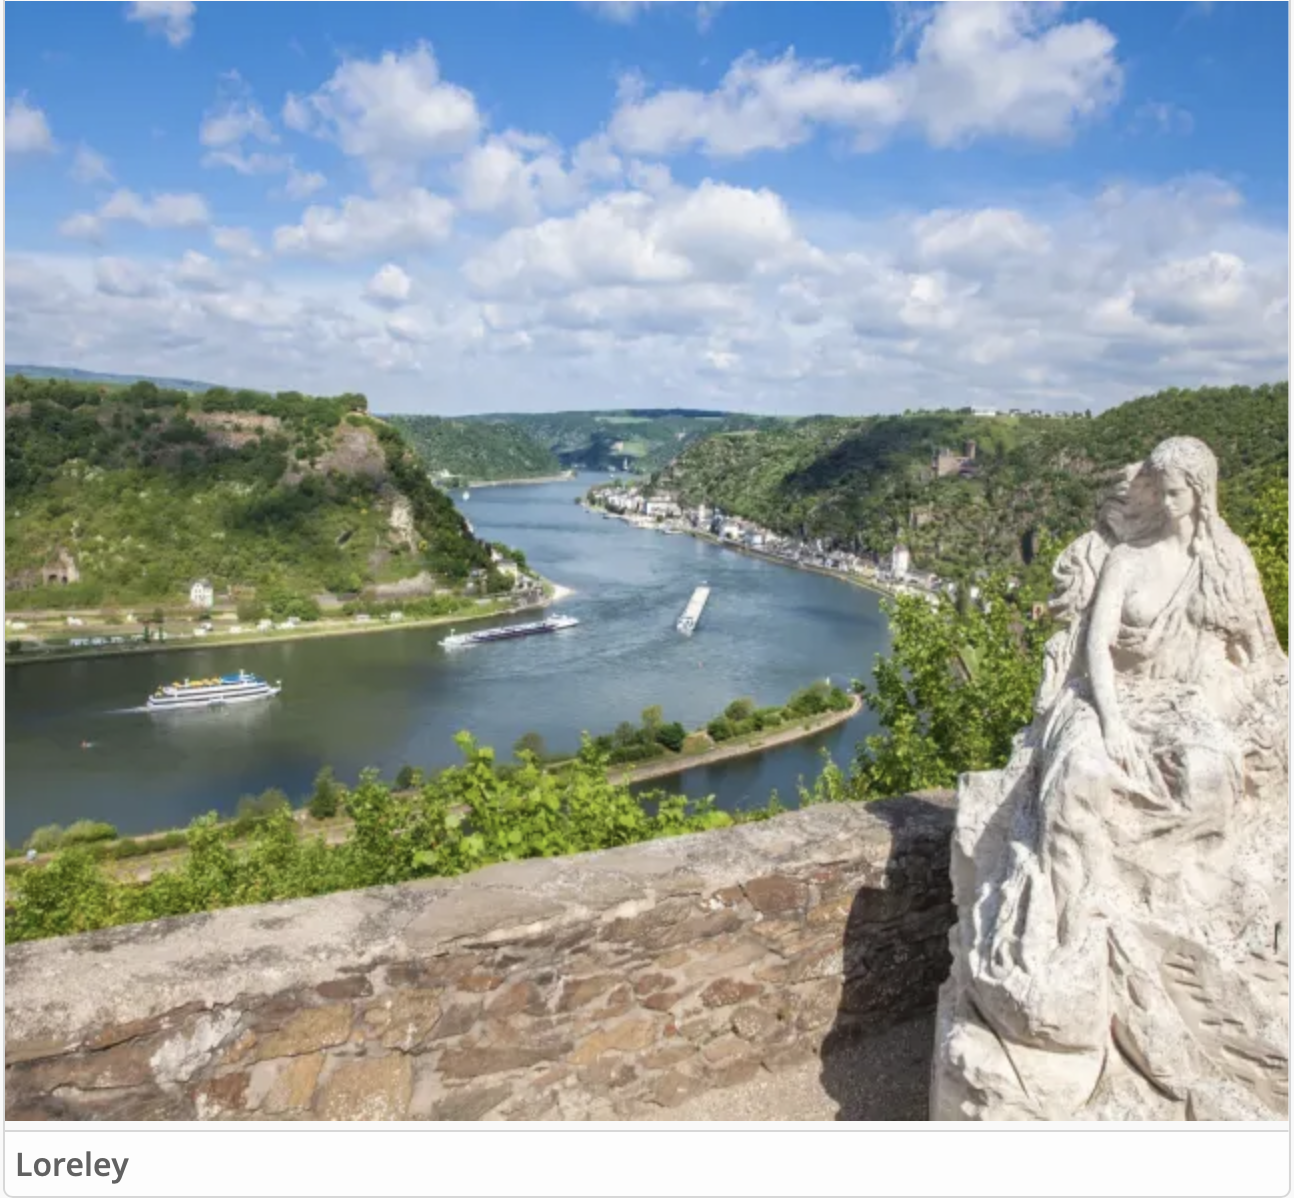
(462, 490), (470, 501)
(440, 613), (579, 649)
(146, 669), (281, 711)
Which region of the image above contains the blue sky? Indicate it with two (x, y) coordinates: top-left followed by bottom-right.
(5, 1), (1289, 414)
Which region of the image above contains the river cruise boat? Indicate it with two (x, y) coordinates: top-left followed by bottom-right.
(440, 613), (579, 649)
(146, 669), (282, 711)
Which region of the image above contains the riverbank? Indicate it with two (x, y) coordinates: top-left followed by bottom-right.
(579, 502), (916, 603)
(607, 692), (862, 786)
(468, 471), (578, 488)
(6, 691), (860, 891)
(5, 578), (572, 667)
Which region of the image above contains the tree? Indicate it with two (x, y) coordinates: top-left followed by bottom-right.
(640, 705), (664, 735)
(308, 767), (340, 819)
(1242, 478), (1289, 651)
(394, 764), (419, 790)
(512, 731), (548, 762)
(852, 573), (1050, 798)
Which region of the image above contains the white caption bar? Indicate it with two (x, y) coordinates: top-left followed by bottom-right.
(3, 1125), (1290, 1197)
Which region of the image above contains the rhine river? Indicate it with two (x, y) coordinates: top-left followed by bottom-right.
(5, 477), (891, 842)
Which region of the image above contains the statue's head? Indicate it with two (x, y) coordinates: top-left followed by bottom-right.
(1143, 436), (1219, 529)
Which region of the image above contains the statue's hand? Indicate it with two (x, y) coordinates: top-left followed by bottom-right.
(1102, 717), (1138, 770)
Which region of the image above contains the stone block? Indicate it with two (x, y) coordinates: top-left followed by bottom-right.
(439, 1042), (571, 1079)
(249, 1006), (352, 1062)
(315, 1055), (412, 1120)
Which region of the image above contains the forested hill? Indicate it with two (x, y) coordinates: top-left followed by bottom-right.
(6, 364), (219, 392)
(651, 383), (1288, 579)
(5, 375), (494, 611)
(459, 409), (786, 474)
(385, 415), (562, 482)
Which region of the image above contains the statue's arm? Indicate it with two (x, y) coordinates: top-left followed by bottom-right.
(1086, 548), (1135, 762)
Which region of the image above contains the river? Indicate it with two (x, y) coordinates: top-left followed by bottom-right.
(4, 476), (891, 842)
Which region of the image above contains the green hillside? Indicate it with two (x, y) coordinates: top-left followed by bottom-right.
(6, 364), (219, 392)
(385, 415), (562, 482)
(5, 375), (496, 611)
(651, 383), (1288, 579)
(463, 409), (785, 473)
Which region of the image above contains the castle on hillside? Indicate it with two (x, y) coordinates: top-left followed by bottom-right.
(931, 439), (977, 479)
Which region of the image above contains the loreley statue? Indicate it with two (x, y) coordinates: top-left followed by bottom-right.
(932, 436), (1289, 1120)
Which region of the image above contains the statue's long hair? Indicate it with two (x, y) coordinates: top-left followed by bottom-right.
(1137, 436), (1278, 658)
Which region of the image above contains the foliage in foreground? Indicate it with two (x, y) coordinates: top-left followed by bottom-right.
(4, 735), (733, 944)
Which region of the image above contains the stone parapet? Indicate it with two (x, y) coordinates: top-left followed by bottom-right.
(5, 794), (954, 1121)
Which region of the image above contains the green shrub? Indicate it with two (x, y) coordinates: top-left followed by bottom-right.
(724, 697), (755, 722)
(707, 716), (735, 742)
(62, 820), (119, 846)
(24, 825), (64, 854)
(655, 722), (686, 753)
(308, 767), (341, 820)
(394, 764), (418, 789)
(232, 789), (290, 835)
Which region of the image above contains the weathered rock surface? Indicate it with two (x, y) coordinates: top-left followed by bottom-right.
(933, 438), (1290, 1121)
(6, 795), (954, 1121)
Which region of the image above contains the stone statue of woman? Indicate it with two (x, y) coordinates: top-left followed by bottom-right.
(932, 436), (1288, 1121)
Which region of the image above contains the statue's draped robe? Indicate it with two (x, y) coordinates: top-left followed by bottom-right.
(934, 526), (1288, 1121)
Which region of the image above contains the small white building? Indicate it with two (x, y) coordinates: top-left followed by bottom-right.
(189, 579), (215, 609)
(970, 406), (999, 418)
(889, 544), (911, 580)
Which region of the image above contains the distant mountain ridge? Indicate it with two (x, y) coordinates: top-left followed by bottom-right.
(6, 364), (219, 393)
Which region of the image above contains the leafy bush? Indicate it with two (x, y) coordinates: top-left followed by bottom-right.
(61, 820), (119, 846)
(394, 764), (419, 789)
(308, 767), (341, 820)
(655, 721), (686, 752)
(6, 735), (732, 944)
(707, 716), (735, 742)
(24, 825), (64, 854)
(724, 698), (755, 722)
(232, 789), (291, 835)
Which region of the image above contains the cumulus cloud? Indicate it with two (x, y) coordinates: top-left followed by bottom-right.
(464, 180), (808, 296)
(211, 226), (262, 260)
(6, 96), (55, 155)
(610, 2), (1122, 157)
(60, 189), (211, 241)
(125, 1), (196, 48)
(70, 144), (113, 183)
(364, 264), (414, 308)
(199, 72), (287, 175)
(584, 1), (725, 29)
(285, 42), (481, 187)
(283, 165), (327, 199)
(273, 189), (455, 258)
(10, 171), (1286, 417)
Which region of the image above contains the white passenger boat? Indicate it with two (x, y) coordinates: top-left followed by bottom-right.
(146, 669), (281, 711)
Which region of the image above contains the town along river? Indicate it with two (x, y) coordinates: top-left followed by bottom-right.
(5, 477), (892, 843)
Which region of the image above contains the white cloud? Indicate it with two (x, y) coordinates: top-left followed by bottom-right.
(211, 226), (262, 260)
(273, 190), (455, 259)
(70, 144), (113, 183)
(464, 180), (807, 297)
(283, 165), (327, 200)
(125, 1), (196, 48)
(364, 264), (414, 308)
(95, 256), (163, 298)
(58, 213), (105, 242)
(610, 2), (1122, 158)
(288, 42), (481, 187)
(6, 96), (55, 155)
(60, 189), (212, 241)
(10, 174), (1286, 417)
(584, 1), (724, 29)
(200, 73), (286, 174)
(100, 188), (211, 227)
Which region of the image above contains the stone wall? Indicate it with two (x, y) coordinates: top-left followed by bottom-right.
(5, 794), (954, 1121)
